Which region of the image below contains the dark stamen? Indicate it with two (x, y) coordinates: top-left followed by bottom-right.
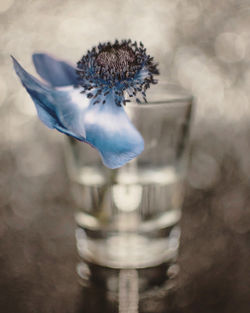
(76, 39), (159, 106)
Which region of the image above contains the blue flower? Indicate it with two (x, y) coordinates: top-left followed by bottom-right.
(12, 40), (159, 169)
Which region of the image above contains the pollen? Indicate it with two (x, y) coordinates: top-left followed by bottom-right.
(96, 44), (136, 80)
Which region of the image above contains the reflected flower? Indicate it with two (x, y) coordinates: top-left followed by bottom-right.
(12, 40), (159, 168)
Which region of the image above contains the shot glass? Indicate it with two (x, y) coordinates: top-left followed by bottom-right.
(65, 83), (193, 289)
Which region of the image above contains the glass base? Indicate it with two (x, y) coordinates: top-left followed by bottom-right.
(76, 260), (179, 294)
(75, 223), (180, 269)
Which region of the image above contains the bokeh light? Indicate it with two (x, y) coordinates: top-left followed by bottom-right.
(0, 0), (14, 14)
(1, 1), (250, 312)
(215, 32), (246, 63)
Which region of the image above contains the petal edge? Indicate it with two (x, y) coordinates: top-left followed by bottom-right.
(32, 53), (78, 87)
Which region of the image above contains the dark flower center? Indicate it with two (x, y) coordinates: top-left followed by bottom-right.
(95, 44), (137, 79)
(96, 45), (135, 68)
(76, 39), (159, 106)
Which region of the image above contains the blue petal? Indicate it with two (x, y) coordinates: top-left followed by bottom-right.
(12, 57), (144, 169)
(83, 95), (144, 169)
(12, 56), (86, 141)
(53, 86), (88, 139)
(32, 53), (78, 87)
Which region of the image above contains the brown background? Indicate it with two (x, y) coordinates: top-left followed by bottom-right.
(1, 0), (250, 312)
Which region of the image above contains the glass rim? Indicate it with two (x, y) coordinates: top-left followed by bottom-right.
(127, 81), (193, 109)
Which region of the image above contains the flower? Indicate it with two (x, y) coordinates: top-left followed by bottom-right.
(12, 40), (159, 169)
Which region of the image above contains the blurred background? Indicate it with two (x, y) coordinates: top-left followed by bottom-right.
(1, 0), (250, 312)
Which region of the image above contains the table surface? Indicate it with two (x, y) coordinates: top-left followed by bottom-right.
(1, 125), (250, 313)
